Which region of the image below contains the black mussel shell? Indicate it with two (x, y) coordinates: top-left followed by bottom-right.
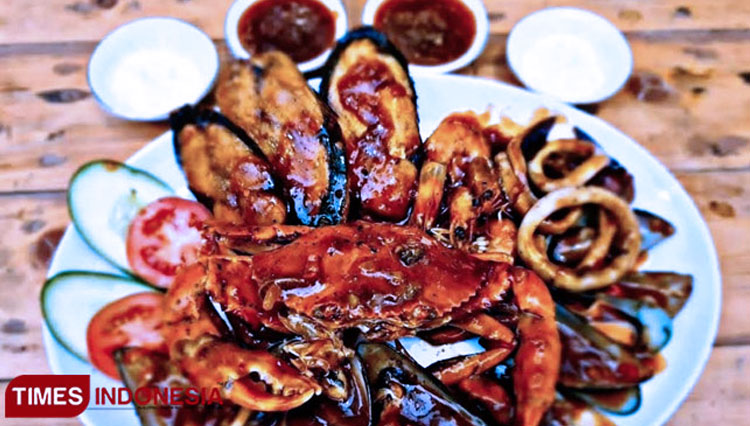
(556, 305), (656, 389)
(357, 343), (487, 426)
(314, 103), (349, 226)
(560, 386), (642, 416)
(542, 394), (617, 425)
(607, 272), (693, 318)
(520, 116), (557, 160)
(573, 126), (635, 202)
(281, 353), (371, 426)
(634, 209), (675, 251)
(319, 26), (417, 108)
(169, 104), (282, 212)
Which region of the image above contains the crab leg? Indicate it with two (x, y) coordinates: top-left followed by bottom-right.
(164, 260), (321, 412)
(205, 223), (314, 254)
(511, 267), (561, 426)
(457, 375), (513, 425)
(453, 313), (515, 344)
(431, 346), (513, 386)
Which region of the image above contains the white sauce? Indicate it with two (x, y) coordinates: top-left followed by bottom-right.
(520, 34), (606, 101)
(106, 48), (204, 117)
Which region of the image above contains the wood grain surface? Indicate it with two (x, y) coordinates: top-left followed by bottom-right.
(1, 0), (749, 424)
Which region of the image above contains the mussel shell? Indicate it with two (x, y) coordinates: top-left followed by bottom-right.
(606, 272), (693, 318)
(542, 394), (617, 426)
(560, 292), (673, 354)
(215, 55), (350, 226)
(559, 386), (642, 416)
(357, 342), (488, 426)
(574, 126), (635, 202)
(319, 27), (421, 221)
(520, 116), (557, 160)
(314, 105), (349, 226)
(555, 304), (656, 389)
(634, 209), (675, 250)
(169, 104), (283, 211)
(281, 353), (371, 426)
(319, 26), (417, 109)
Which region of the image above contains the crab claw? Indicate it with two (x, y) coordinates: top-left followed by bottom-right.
(177, 335), (321, 411)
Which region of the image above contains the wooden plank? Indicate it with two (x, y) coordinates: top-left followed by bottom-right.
(2, 34), (750, 192)
(0, 192), (69, 381)
(676, 171), (750, 346)
(666, 345), (750, 425)
(1, 0), (750, 45)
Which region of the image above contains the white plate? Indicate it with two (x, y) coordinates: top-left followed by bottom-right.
(88, 17), (219, 121)
(44, 74), (720, 426)
(507, 7), (633, 104)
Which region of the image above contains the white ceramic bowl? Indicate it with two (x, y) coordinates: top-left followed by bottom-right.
(224, 0), (348, 73)
(361, 0), (489, 75)
(87, 17), (219, 121)
(507, 7), (633, 104)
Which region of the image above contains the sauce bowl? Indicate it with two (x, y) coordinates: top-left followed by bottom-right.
(225, 0), (349, 73)
(361, 0), (489, 75)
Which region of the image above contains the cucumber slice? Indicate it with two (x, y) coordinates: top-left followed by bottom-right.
(41, 271), (158, 362)
(68, 160), (173, 274)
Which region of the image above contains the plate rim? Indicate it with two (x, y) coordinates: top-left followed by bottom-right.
(43, 72), (721, 426)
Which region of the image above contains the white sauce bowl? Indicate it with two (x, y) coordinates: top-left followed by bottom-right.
(88, 17), (219, 121)
(507, 7), (633, 104)
(224, 0), (348, 73)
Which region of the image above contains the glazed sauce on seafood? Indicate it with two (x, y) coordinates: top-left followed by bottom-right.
(336, 59), (418, 219)
(374, 0), (476, 65)
(237, 0), (336, 63)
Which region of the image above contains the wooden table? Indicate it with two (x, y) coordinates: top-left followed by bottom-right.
(0, 0), (748, 424)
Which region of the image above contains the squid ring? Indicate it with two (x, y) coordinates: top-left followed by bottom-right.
(518, 187), (641, 291)
(577, 209), (617, 270)
(527, 139), (611, 192)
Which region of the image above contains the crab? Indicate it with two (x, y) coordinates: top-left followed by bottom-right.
(163, 221), (560, 426)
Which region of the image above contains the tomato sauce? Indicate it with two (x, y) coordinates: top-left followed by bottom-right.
(237, 0), (336, 63)
(374, 0), (476, 65)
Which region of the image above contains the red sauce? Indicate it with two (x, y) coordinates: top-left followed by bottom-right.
(237, 0), (336, 63)
(374, 0), (476, 65)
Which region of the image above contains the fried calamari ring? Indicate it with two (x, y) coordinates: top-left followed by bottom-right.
(578, 209), (617, 270)
(518, 187), (641, 291)
(527, 139), (610, 193)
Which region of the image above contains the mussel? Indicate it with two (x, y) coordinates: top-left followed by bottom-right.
(358, 342), (488, 426)
(281, 353), (371, 426)
(214, 52), (348, 226)
(170, 105), (287, 226)
(555, 304), (657, 389)
(320, 27), (422, 221)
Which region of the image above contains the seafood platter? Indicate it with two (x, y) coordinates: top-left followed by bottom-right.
(43, 18), (720, 426)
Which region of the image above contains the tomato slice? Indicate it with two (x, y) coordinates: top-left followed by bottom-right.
(127, 197), (211, 288)
(86, 292), (166, 379)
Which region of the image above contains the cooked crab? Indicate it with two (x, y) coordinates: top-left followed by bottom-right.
(163, 221), (560, 426)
